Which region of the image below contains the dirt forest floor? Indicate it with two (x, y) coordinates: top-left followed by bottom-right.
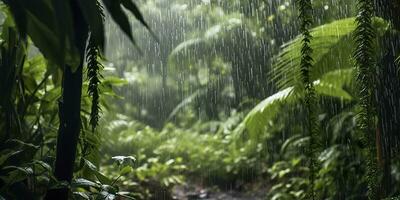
(172, 183), (267, 200)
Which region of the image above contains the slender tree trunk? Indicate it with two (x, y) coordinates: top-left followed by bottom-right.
(44, 0), (88, 199)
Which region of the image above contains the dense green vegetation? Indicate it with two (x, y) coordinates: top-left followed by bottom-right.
(1, 0), (400, 199)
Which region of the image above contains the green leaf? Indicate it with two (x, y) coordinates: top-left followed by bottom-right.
(119, 166), (133, 176)
(272, 17), (389, 90)
(7, 139), (39, 149)
(103, 76), (128, 86)
(84, 159), (112, 185)
(272, 18), (357, 90)
(120, 0), (158, 41)
(3, 166), (33, 175)
(33, 160), (52, 172)
(236, 87), (295, 137)
(73, 192), (90, 200)
(101, 184), (118, 194)
(0, 169), (29, 186)
(116, 193), (136, 200)
(120, 0), (146, 28)
(239, 68), (354, 137)
(77, 0), (105, 50)
(111, 156), (136, 166)
(51, 0), (74, 65)
(102, 0), (136, 45)
(72, 178), (99, 188)
(7, 0), (80, 69)
(0, 150), (23, 166)
(314, 69), (354, 100)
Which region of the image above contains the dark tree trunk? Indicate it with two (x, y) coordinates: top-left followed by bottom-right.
(374, 0), (400, 197)
(44, 0), (88, 199)
(375, 32), (400, 197)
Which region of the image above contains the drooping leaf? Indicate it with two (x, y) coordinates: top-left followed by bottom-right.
(78, 0), (105, 51)
(102, 0), (136, 46)
(236, 87), (296, 137)
(120, 0), (158, 41)
(51, 0), (74, 65)
(120, 0), (146, 27)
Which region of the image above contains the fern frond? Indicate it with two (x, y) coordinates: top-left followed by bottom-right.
(353, 0), (378, 199)
(86, 34), (103, 131)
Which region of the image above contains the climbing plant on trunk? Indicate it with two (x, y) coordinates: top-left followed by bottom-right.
(354, 0), (378, 199)
(296, 0), (319, 199)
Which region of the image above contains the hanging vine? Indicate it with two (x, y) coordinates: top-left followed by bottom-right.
(85, 0), (105, 132)
(354, 0), (379, 199)
(297, 0), (318, 199)
(86, 34), (103, 132)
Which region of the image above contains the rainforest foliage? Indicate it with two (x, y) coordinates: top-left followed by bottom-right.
(1, 0), (400, 199)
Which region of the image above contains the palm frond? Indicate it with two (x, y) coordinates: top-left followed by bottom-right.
(272, 18), (356, 90)
(237, 68), (353, 138)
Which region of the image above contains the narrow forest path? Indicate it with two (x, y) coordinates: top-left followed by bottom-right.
(172, 184), (266, 200)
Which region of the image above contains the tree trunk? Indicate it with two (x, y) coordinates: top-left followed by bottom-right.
(44, 0), (88, 199)
(375, 31), (400, 197)
(374, 0), (400, 197)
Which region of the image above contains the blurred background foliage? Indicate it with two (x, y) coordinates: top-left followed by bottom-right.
(1, 0), (400, 199)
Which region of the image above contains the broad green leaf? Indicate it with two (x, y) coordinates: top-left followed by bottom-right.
(103, 76), (128, 86)
(239, 69), (354, 137)
(314, 69), (354, 100)
(120, 166), (133, 176)
(272, 18), (356, 89)
(51, 0), (74, 65)
(84, 159), (112, 185)
(236, 87), (295, 137)
(0, 169), (29, 185)
(0, 150), (23, 166)
(33, 160), (52, 172)
(272, 17), (389, 90)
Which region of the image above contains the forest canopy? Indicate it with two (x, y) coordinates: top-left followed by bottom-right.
(0, 0), (400, 199)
